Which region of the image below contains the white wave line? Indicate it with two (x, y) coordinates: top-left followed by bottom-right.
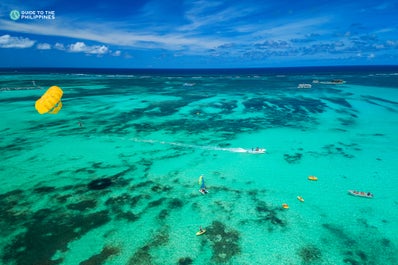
(131, 138), (248, 153)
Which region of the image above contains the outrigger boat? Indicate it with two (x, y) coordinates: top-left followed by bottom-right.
(348, 190), (373, 198)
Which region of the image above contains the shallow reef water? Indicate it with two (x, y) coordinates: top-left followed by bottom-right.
(1, 68), (397, 264)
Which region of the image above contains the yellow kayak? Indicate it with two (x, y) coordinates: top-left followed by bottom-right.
(308, 176), (318, 181)
(196, 229), (206, 236)
(282, 203), (289, 209)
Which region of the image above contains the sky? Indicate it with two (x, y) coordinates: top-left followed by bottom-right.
(0, 0), (397, 68)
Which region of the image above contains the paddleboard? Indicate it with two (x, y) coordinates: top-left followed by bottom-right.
(196, 230), (206, 236)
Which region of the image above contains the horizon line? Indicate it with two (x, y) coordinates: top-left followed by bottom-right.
(1, 64), (398, 71)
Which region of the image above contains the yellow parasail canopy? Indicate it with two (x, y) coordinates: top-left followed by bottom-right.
(35, 86), (63, 114)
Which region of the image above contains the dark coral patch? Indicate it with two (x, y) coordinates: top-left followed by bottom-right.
(150, 228), (169, 247)
(343, 257), (361, 265)
(34, 186), (56, 194)
(55, 194), (73, 203)
(2, 210), (110, 265)
(105, 193), (133, 206)
(284, 153), (302, 163)
(168, 198), (184, 209)
(128, 245), (152, 265)
(147, 198), (165, 208)
(0, 189), (30, 235)
(178, 257), (193, 265)
(79, 246), (119, 265)
(298, 245), (322, 263)
(158, 209), (169, 220)
(322, 97), (352, 108)
(88, 178), (112, 190)
(342, 249), (370, 265)
(67, 199), (97, 211)
(381, 238), (391, 247)
(0, 189), (24, 200)
(75, 167), (96, 174)
(104, 194), (142, 222)
(322, 223), (355, 245)
(207, 221), (240, 263)
(255, 201), (286, 229)
(151, 184), (172, 193)
(127, 227), (170, 264)
(115, 211), (139, 222)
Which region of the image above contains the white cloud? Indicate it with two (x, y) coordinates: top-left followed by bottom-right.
(252, 16), (332, 41)
(0, 34), (35, 48)
(54, 42), (65, 50)
(0, 18), (224, 52)
(386, 40), (398, 47)
(68, 42), (86, 52)
(180, 2), (248, 32)
(112, 50), (121, 56)
(68, 41), (109, 55)
(37, 43), (51, 50)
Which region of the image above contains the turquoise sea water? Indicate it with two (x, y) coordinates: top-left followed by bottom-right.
(0, 67), (397, 265)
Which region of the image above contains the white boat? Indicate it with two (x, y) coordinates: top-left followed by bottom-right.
(348, 190), (373, 198)
(319, 79), (346, 85)
(297, 83), (312, 88)
(246, 148), (266, 154)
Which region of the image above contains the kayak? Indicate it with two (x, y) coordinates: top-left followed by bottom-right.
(282, 203), (289, 209)
(196, 229), (206, 236)
(308, 176), (318, 181)
(297, 196), (304, 202)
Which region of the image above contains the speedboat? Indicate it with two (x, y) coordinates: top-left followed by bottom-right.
(348, 190), (373, 198)
(246, 148), (266, 154)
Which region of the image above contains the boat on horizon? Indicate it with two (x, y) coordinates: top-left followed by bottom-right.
(297, 83), (312, 88)
(319, 79), (346, 84)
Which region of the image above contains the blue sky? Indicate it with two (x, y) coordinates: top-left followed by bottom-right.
(0, 0), (397, 68)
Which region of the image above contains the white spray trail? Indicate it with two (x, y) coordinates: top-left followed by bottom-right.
(131, 138), (248, 153)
